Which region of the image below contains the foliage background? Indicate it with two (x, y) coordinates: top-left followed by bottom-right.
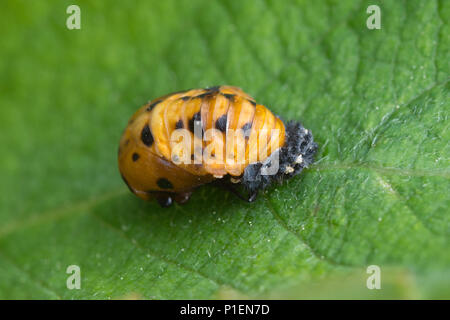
(0, 0), (448, 299)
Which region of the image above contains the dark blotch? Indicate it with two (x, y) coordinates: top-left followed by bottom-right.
(141, 124), (154, 147)
(157, 178), (174, 189)
(242, 122), (252, 131)
(194, 86), (220, 99)
(242, 122), (252, 138)
(175, 119), (184, 129)
(147, 99), (162, 111)
(222, 93), (235, 101)
(132, 152), (140, 162)
(180, 96), (191, 101)
(195, 92), (212, 99)
(248, 99), (256, 106)
(189, 111), (202, 137)
(215, 114), (227, 132)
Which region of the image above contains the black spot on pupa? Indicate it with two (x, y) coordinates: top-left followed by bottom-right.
(157, 178), (173, 189)
(141, 124), (154, 147)
(147, 99), (162, 111)
(195, 92), (212, 99)
(194, 86), (220, 99)
(247, 99), (256, 106)
(180, 96), (191, 101)
(189, 112), (202, 137)
(175, 119), (184, 129)
(222, 93), (236, 101)
(215, 114), (227, 132)
(242, 122), (252, 139)
(242, 122), (252, 131)
(132, 152), (140, 162)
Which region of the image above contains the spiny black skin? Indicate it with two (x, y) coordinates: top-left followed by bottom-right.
(241, 121), (318, 198)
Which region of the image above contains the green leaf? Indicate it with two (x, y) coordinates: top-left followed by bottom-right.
(0, 0), (448, 299)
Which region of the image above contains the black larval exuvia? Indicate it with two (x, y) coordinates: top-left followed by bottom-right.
(241, 121), (318, 199)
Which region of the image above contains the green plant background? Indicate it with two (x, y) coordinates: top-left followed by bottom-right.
(0, 0), (448, 299)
